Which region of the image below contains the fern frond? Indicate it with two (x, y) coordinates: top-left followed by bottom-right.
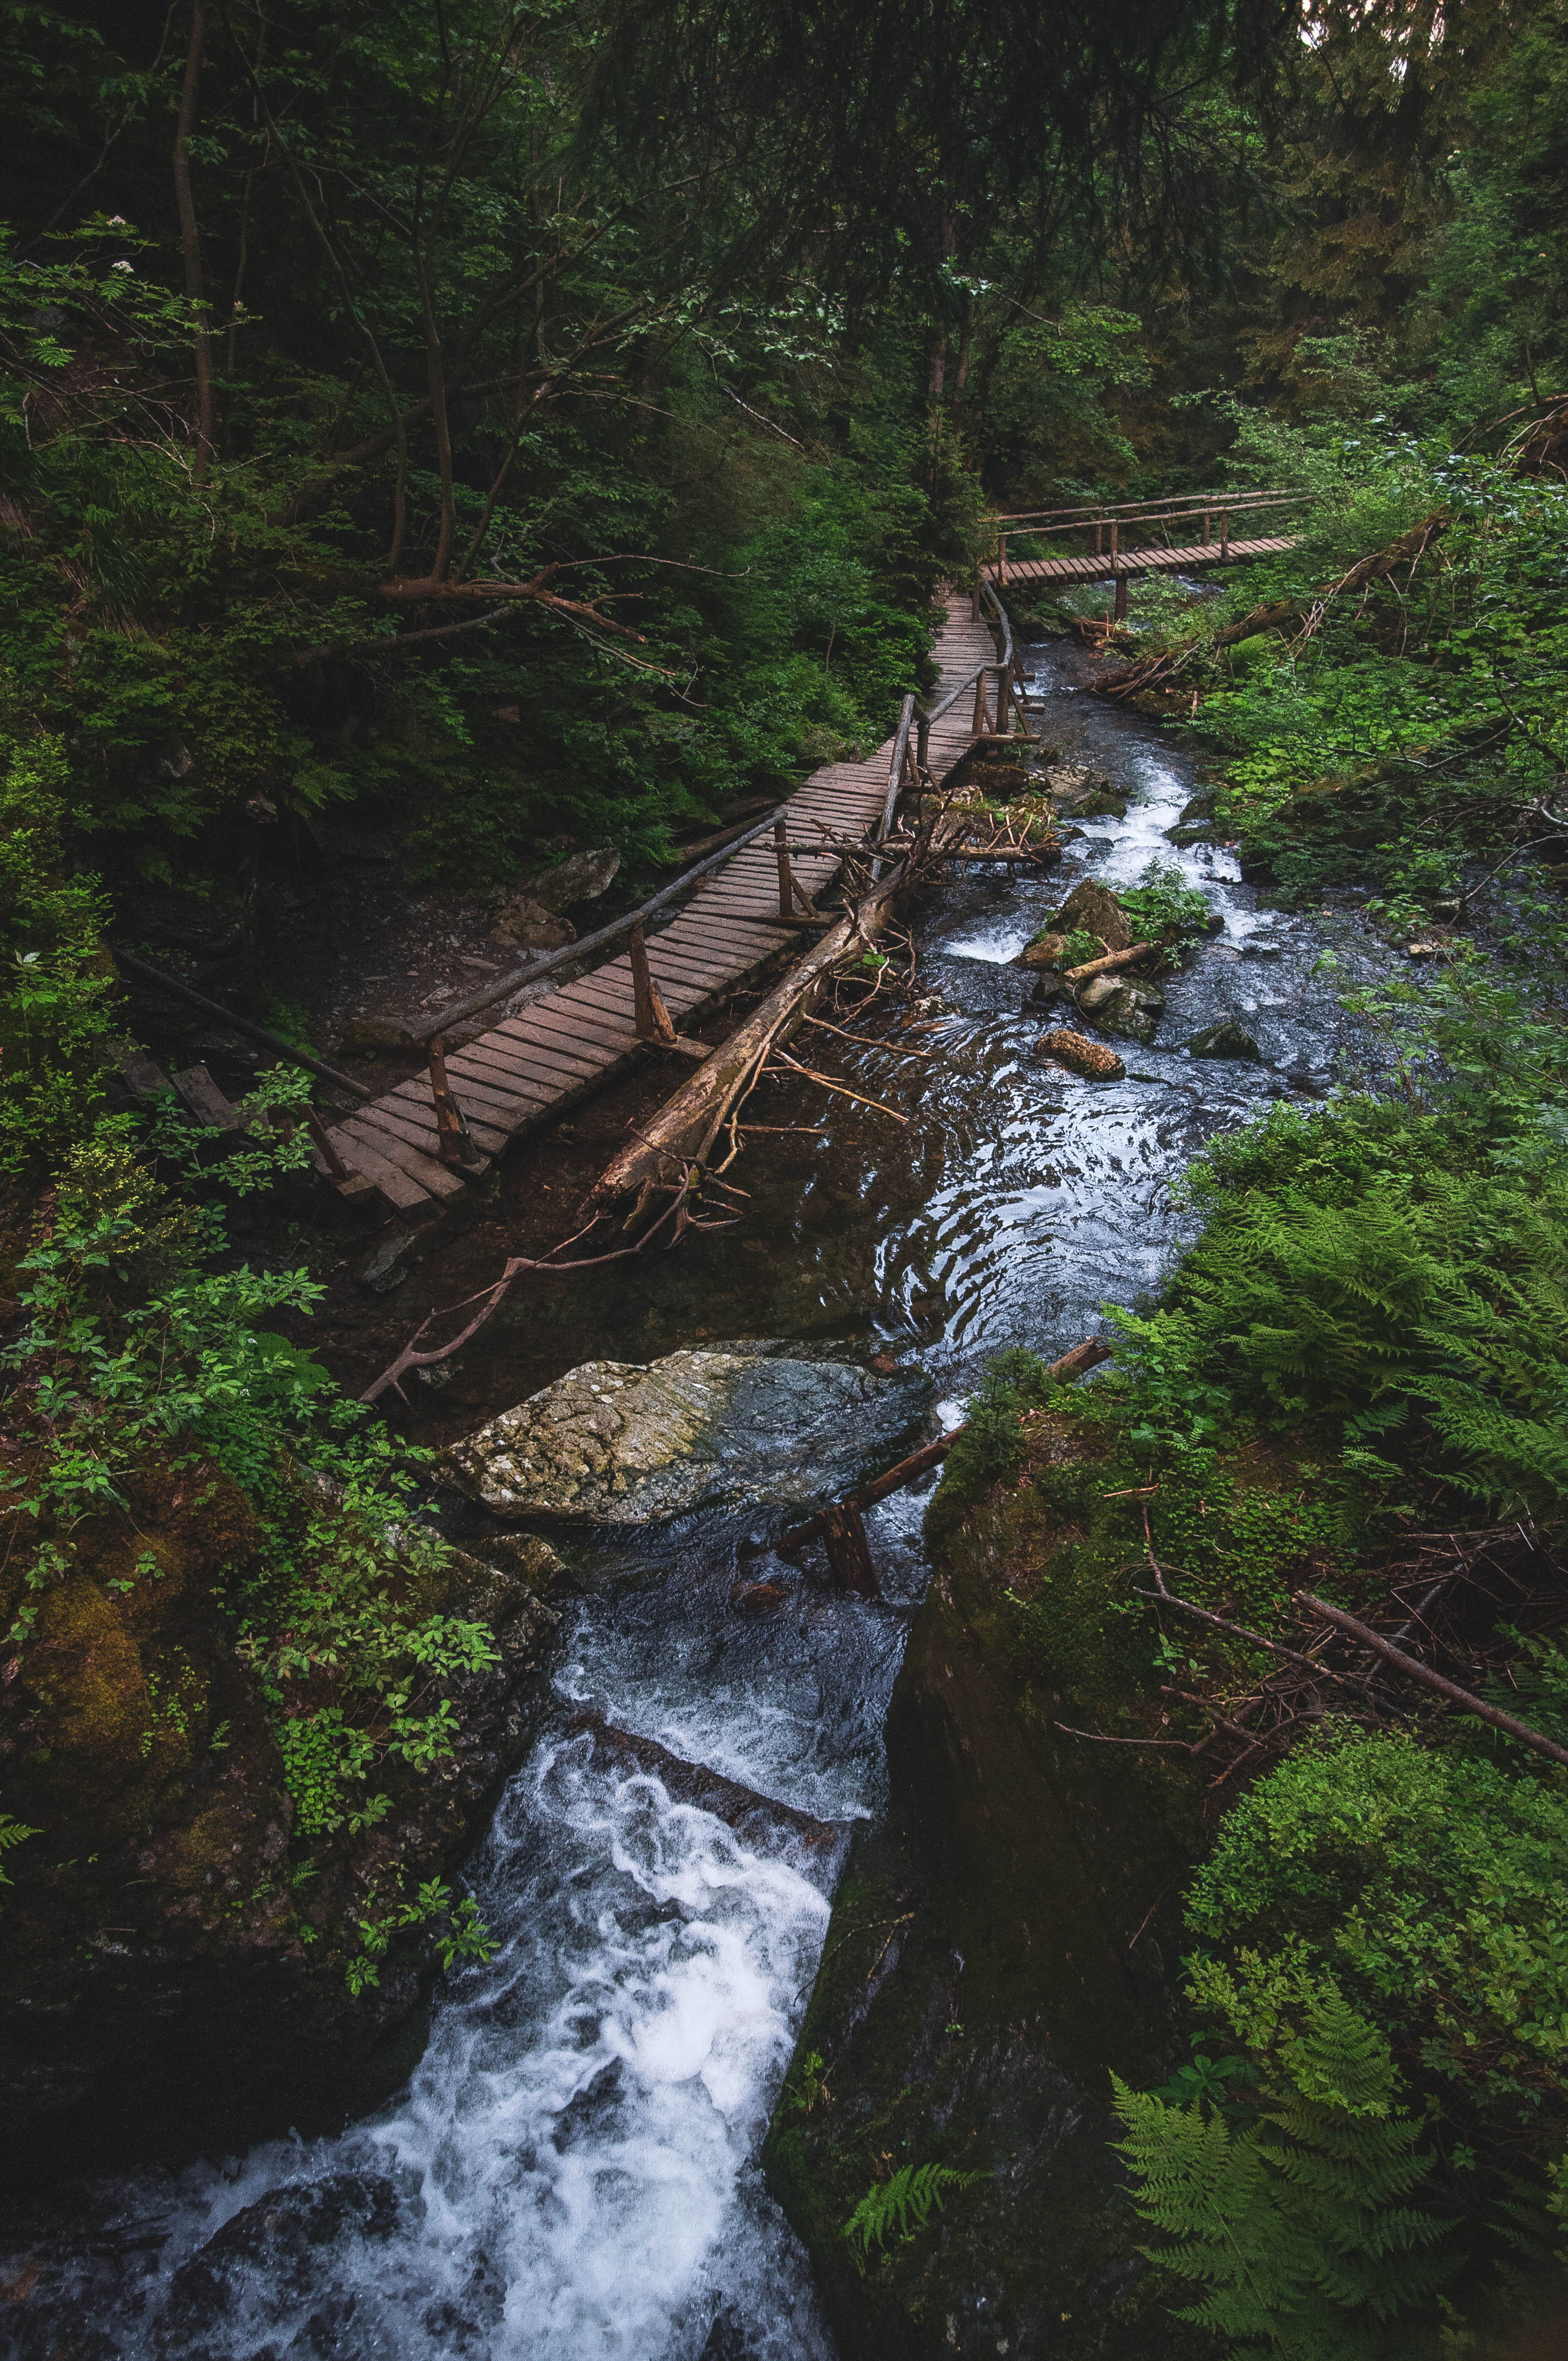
(842, 2161), (982, 2259)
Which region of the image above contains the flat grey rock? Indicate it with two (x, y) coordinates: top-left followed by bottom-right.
(442, 1345), (927, 1525)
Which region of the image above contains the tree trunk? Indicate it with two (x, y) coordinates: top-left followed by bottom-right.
(173, 0), (214, 480)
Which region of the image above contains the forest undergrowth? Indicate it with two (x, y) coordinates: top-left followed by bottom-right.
(3, 0), (1568, 2340)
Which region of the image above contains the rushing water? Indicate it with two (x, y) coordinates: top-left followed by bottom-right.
(2, 622), (1389, 2361)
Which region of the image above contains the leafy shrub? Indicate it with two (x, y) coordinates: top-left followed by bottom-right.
(0, 732), (115, 1169)
(1117, 859), (1213, 952)
(1185, 1727), (1568, 2099)
(941, 1348), (1056, 1497)
(1113, 1094), (1568, 1517)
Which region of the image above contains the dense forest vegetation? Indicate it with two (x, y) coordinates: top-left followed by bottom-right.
(3, 0), (1568, 2350)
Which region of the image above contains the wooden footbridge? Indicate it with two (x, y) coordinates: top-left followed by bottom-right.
(306, 590), (1015, 1217)
(986, 488), (1311, 619)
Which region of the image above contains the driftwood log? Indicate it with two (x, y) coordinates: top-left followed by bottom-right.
(756, 1334), (1115, 1592)
(1060, 940), (1162, 986)
(582, 865), (911, 1215)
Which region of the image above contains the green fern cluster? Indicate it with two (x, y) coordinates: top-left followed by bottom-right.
(0, 1813), (37, 1891)
(1115, 1097), (1568, 1519)
(1114, 1984), (1460, 2358)
(842, 2161), (983, 2260)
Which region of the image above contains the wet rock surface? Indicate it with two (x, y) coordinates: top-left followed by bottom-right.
(1077, 974), (1165, 1042)
(1034, 1027), (1126, 1079)
(0, 1460), (559, 2184)
(1186, 1019), (1262, 1060)
(764, 1446), (1194, 2361)
(442, 1343), (929, 1525)
(1053, 877), (1133, 951)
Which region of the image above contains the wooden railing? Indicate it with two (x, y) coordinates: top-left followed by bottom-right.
(986, 486), (1316, 584)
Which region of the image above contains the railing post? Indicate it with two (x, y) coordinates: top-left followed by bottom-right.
(998, 531), (1008, 587)
(917, 712), (930, 773)
(428, 1037), (480, 1166)
(1202, 509), (1212, 546)
(997, 665), (1010, 732)
(775, 817), (794, 921)
(1221, 509), (1231, 561)
(304, 1105), (348, 1180)
(1094, 519), (1103, 556)
(971, 670), (988, 736)
(629, 921), (676, 1045)
(1109, 519), (1118, 567)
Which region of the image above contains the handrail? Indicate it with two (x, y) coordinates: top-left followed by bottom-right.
(995, 495), (1311, 545)
(992, 485), (1314, 524)
(881, 692), (918, 843)
(415, 622), (976, 1043)
(407, 803), (795, 1043)
(979, 573), (1013, 671)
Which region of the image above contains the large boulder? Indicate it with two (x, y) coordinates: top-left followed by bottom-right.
(1186, 1020), (1261, 1060)
(1079, 975), (1164, 1043)
(442, 1345), (928, 1525)
(1053, 878), (1133, 952)
(519, 846), (621, 911)
(1017, 931), (1068, 971)
(488, 894), (575, 951)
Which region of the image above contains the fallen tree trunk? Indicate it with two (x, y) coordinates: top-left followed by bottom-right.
(1093, 513), (1447, 703)
(1295, 1592), (1568, 1772)
(581, 864), (909, 1214)
(1061, 940), (1162, 986)
(761, 1334), (1114, 1575)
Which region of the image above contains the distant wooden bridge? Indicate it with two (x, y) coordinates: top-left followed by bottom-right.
(985, 488), (1312, 618)
(307, 590), (1015, 1218)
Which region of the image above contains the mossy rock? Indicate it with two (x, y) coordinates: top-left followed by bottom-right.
(768, 1407), (1370, 2359)
(0, 1447), (560, 2183)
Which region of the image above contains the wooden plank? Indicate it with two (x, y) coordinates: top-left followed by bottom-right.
(660, 919), (792, 961)
(487, 1022), (628, 1080)
(644, 944), (737, 987)
(384, 1080), (509, 1150)
(323, 1126), (434, 1212)
(462, 1038), (603, 1096)
(519, 1000), (640, 1057)
(334, 1116), (466, 1200)
(447, 1037), (560, 1092)
(491, 1018), (614, 1074)
(456, 1033), (601, 1094)
(352, 1099), (491, 1182)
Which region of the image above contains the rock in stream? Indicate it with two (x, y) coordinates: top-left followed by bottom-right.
(442, 1342), (929, 1525)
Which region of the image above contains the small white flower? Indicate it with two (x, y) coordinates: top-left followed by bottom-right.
(111, 259), (133, 273)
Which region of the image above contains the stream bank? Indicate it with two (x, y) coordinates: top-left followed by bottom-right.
(0, 605), (1389, 2359)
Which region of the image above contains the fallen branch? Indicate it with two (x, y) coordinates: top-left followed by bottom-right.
(759, 1335), (1114, 1563)
(1295, 1591), (1568, 1771)
(1092, 515), (1447, 703)
(1060, 940), (1163, 986)
(360, 1182), (696, 1405)
(799, 1014), (939, 1060)
(581, 861), (912, 1214)
(768, 1050), (911, 1122)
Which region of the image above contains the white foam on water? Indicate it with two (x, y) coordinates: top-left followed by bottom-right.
(939, 913), (1036, 964)
(93, 1737), (838, 2360)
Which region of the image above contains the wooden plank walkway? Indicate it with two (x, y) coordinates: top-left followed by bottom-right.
(993, 534), (1298, 586)
(321, 596), (999, 1215)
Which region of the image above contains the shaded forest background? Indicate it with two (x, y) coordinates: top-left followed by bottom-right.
(5, 4), (1568, 2352)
